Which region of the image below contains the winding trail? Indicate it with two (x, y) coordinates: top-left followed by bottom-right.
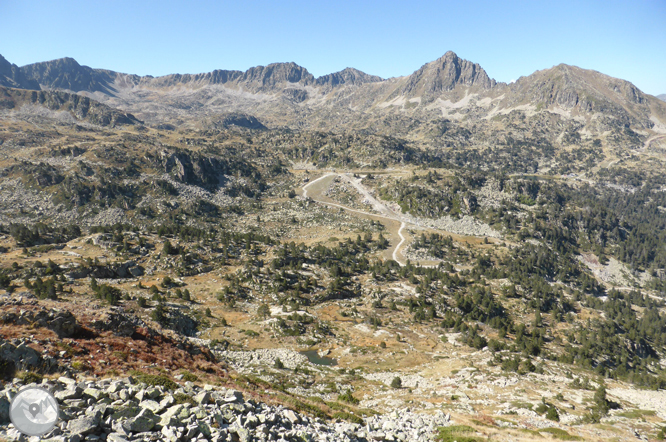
(302, 173), (334, 199)
(643, 134), (666, 151)
(302, 173), (432, 266)
(393, 223), (407, 263)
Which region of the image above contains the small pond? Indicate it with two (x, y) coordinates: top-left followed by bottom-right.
(300, 350), (337, 366)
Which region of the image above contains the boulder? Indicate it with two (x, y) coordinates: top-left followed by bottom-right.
(122, 408), (158, 433)
(68, 415), (100, 436)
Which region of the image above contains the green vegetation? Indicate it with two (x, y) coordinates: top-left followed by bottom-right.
(129, 370), (179, 390)
(436, 425), (484, 442)
(16, 370), (43, 385)
(540, 428), (581, 441)
(337, 389), (360, 405)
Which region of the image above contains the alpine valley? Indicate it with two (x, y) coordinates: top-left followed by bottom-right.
(1, 51), (666, 442)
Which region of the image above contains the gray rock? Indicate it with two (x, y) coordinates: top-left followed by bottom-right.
(224, 390), (243, 403)
(0, 396), (10, 424)
(42, 437), (67, 442)
(56, 386), (83, 401)
(49, 310), (81, 338)
(68, 415), (100, 436)
(106, 434), (129, 442)
(159, 394), (175, 409)
(128, 266), (144, 277)
(59, 377), (77, 386)
(83, 388), (105, 401)
(193, 391), (211, 405)
(145, 387), (161, 399)
(183, 423), (199, 440)
(197, 422), (212, 438)
(111, 405), (141, 420)
(161, 426), (181, 442)
(122, 408), (158, 433)
(139, 399), (164, 414)
(283, 409), (300, 425)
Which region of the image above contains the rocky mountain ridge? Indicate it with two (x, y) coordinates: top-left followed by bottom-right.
(1, 51), (665, 146)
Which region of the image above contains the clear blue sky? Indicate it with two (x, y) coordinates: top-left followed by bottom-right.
(1, 0), (665, 95)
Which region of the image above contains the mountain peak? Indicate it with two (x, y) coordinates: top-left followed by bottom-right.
(0, 54), (40, 90)
(400, 51), (495, 99)
(315, 67), (383, 87)
(20, 56), (116, 93)
(242, 62), (315, 89)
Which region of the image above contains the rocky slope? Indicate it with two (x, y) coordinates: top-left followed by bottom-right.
(0, 86), (140, 127)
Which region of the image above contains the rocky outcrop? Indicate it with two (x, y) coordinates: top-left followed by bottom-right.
(218, 112), (266, 129)
(160, 308), (199, 337)
(0, 308), (80, 338)
(0, 87), (140, 126)
(90, 310), (146, 337)
(0, 338), (58, 375)
(158, 148), (257, 189)
(65, 261), (144, 280)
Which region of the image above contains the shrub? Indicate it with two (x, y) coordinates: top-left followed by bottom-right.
(437, 425), (479, 442)
(17, 371), (43, 385)
(180, 371), (199, 382)
(390, 377), (402, 389)
(129, 370), (178, 390)
(337, 389), (359, 405)
(540, 428), (581, 440)
(332, 411), (363, 424)
(173, 393), (196, 406)
(151, 303), (169, 326)
(545, 406), (560, 422)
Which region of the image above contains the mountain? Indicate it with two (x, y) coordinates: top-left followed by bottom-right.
(315, 67), (383, 87)
(20, 57), (118, 94)
(658, 94), (666, 102)
(502, 64), (658, 128)
(3, 52), (665, 142)
(0, 54), (40, 90)
(397, 51), (496, 100)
